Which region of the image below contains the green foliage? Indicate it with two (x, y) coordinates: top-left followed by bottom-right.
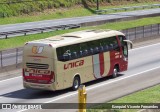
(0, 0), (81, 17)
(0, 0), (156, 18)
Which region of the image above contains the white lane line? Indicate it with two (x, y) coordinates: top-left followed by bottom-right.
(0, 97), (3, 99)
(130, 42), (160, 51)
(18, 65), (160, 112)
(0, 42), (160, 83)
(0, 76), (22, 83)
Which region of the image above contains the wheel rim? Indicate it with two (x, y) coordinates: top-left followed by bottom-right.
(114, 68), (117, 75)
(74, 79), (79, 89)
(113, 68), (118, 77)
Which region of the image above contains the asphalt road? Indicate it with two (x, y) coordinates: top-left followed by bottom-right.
(0, 8), (160, 38)
(0, 42), (160, 112)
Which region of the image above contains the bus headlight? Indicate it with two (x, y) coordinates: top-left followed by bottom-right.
(123, 57), (127, 61)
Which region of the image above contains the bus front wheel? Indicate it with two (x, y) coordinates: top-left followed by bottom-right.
(72, 76), (80, 91)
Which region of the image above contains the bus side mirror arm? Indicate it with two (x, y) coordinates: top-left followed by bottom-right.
(123, 40), (133, 49)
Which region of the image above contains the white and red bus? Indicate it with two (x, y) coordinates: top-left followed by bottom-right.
(22, 29), (132, 91)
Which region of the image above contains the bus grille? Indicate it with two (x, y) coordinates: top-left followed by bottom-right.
(26, 63), (49, 69)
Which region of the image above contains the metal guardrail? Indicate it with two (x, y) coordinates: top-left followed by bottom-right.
(0, 4), (159, 39)
(0, 23), (160, 68)
(96, 4), (160, 14)
(121, 24), (160, 41)
(0, 24), (81, 39)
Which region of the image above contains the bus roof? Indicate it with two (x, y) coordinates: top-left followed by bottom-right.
(27, 29), (124, 48)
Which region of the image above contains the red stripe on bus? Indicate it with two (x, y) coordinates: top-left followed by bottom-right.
(99, 53), (104, 76)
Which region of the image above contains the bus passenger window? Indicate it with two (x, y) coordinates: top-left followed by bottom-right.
(103, 45), (109, 52)
(89, 48), (94, 55)
(79, 51), (83, 57)
(99, 46), (104, 52)
(71, 52), (77, 59)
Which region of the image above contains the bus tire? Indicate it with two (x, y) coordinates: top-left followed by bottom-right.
(112, 66), (118, 78)
(72, 76), (80, 91)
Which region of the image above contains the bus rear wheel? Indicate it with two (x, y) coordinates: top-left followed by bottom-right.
(72, 76), (80, 91)
(112, 67), (118, 78)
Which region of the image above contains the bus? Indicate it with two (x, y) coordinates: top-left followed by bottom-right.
(22, 29), (132, 91)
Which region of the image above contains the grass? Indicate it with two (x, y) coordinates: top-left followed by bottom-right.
(0, 1), (159, 25)
(0, 16), (160, 50)
(88, 84), (160, 112)
(0, 7), (93, 25)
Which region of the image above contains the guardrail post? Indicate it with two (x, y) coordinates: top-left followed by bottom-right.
(126, 29), (129, 40)
(0, 51), (2, 67)
(143, 26), (145, 37)
(151, 24), (153, 35)
(135, 27), (137, 39)
(5, 35), (8, 39)
(16, 48), (18, 68)
(78, 85), (87, 112)
(158, 24), (160, 35)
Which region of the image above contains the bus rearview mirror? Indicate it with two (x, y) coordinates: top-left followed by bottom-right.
(123, 40), (133, 49)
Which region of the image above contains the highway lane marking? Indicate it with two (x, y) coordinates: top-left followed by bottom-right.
(17, 65), (160, 112)
(0, 42), (160, 84)
(0, 76), (21, 83)
(0, 97), (3, 99)
(130, 42), (160, 51)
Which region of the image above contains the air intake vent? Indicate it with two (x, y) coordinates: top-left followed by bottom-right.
(26, 63), (49, 69)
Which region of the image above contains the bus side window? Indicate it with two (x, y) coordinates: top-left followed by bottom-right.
(63, 46), (72, 61)
(88, 41), (95, 55)
(100, 37), (120, 52)
(71, 52), (77, 59)
(90, 40), (100, 54)
(103, 45), (109, 52)
(69, 44), (80, 60)
(57, 47), (68, 61)
(79, 42), (88, 57)
(57, 45), (72, 61)
(109, 37), (119, 51)
(100, 38), (108, 52)
(89, 48), (94, 55)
